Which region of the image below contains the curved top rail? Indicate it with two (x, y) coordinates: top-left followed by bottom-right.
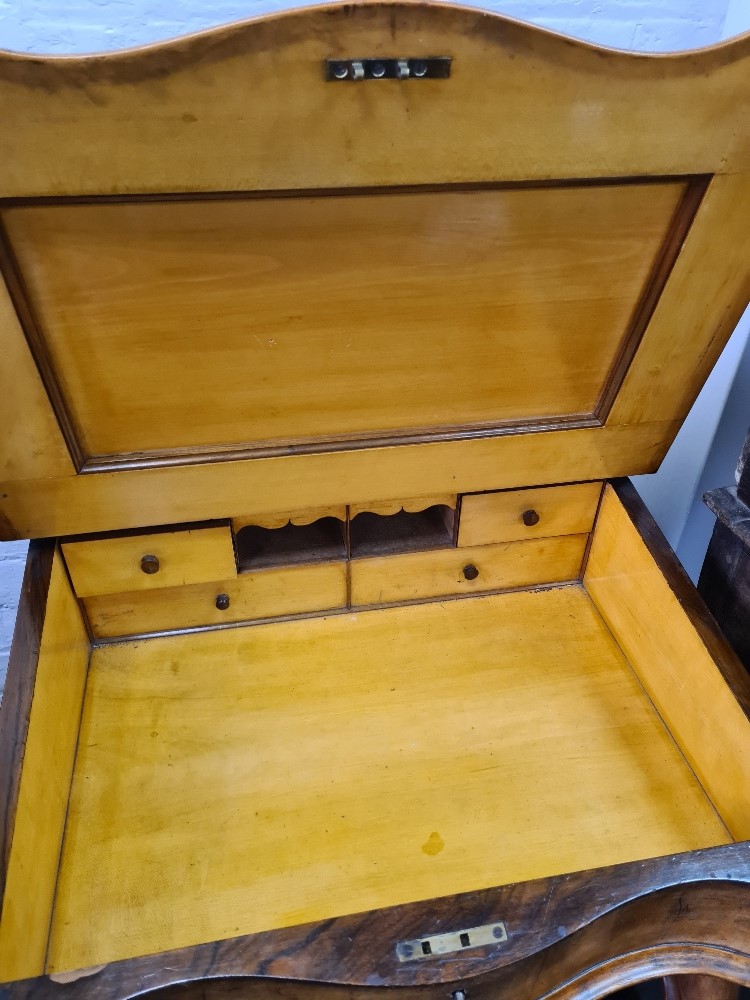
(1, 0), (749, 197)
(1, 1), (750, 65)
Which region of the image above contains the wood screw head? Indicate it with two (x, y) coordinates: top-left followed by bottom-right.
(522, 509), (540, 527)
(215, 593), (231, 611)
(463, 563), (479, 581)
(140, 554), (160, 574)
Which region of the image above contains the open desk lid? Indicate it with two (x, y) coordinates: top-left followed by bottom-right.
(1, 3), (749, 540)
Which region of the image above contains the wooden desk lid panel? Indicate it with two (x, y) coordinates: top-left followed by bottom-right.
(0, 3), (749, 539)
(3, 182), (687, 470)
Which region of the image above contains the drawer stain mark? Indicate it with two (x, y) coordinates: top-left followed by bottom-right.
(421, 831), (444, 856)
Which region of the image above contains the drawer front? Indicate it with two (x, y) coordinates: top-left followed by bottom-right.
(85, 561), (347, 638)
(350, 535), (588, 607)
(62, 524), (237, 598)
(458, 482), (602, 547)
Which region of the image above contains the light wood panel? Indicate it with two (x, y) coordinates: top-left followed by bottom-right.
(0, 420), (677, 541)
(607, 171), (750, 430)
(584, 484), (750, 841)
(0, 270), (73, 482)
(86, 562), (348, 638)
(62, 525), (236, 597)
(458, 482), (601, 547)
(351, 534), (587, 606)
(0, 4), (749, 200)
(0, 5), (747, 541)
(4, 182), (683, 463)
(48, 587), (729, 973)
(0, 552), (89, 981)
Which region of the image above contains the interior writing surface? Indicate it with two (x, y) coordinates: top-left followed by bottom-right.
(48, 585), (728, 973)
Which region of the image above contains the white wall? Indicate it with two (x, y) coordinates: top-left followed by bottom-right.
(0, 0), (747, 683)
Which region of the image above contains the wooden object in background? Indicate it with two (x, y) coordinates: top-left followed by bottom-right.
(699, 430), (750, 671)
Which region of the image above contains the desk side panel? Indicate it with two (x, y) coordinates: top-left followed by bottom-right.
(583, 479), (750, 842)
(0, 544), (90, 981)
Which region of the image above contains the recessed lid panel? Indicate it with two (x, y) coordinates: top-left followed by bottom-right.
(3, 181), (687, 471)
(0, 1), (749, 538)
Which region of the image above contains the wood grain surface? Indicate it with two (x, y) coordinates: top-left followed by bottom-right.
(458, 482), (602, 546)
(584, 481), (750, 842)
(5, 844), (750, 998)
(62, 524), (236, 597)
(0, 3), (749, 198)
(0, 3), (748, 538)
(85, 561), (348, 638)
(47, 586), (729, 973)
(349, 534), (588, 605)
(0, 549), (89, 982)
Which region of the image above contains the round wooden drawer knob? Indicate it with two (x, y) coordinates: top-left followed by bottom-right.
(463, 564), (479, 581)
(215, 593), (231, 611)
(140, 554), (160, 574)
(522, 509), (540, 527)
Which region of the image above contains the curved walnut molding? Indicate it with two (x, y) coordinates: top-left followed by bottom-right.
(5, 844), (749, 999)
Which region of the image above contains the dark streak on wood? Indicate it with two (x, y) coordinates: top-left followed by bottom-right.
(0, 540), (55, 911)
(0, 174), (709, 210)
(2, 844), (749, 999)
(78, 414), (601, 476)
(612, 477), (750, 717)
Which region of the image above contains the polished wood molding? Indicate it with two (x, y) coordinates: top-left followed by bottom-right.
(5, 844), (750, 999)
(664, 975), (741, 1000)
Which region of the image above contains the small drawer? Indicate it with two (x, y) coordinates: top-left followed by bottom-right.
(458, 482), (602, 547)
(62, 524), (237, 598)
(350, 535), (588, 607)
(85, 561), (348, 638)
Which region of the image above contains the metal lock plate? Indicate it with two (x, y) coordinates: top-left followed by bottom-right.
(397, 921), (508, 961)
(326, 57), (452, 81)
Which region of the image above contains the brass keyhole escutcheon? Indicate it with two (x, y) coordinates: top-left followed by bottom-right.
(522, 509), (540, 527)
(463, 564), (479, 581)
(140, 554), (160, 574)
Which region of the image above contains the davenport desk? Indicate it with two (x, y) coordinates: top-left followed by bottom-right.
(0, 5), (749, 998)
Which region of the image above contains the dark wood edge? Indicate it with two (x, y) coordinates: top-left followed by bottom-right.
(60, 517), (233, 546)
(703, 487), (750, 550)
(595, 176), (711, 424)
(0, 173), (709, 210)
(3, 842), (749, 998)
(610, 477), (750, 719)
(0, 539), (56, 909)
